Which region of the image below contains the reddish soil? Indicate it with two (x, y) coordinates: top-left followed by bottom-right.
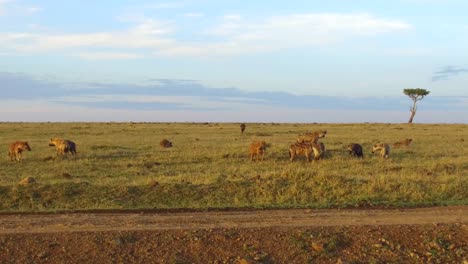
(0, 206), (467, 263)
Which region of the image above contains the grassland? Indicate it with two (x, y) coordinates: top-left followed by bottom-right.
(0, 122), (466, 212)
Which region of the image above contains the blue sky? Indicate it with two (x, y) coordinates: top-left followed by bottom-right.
(0, 0), (467, 122)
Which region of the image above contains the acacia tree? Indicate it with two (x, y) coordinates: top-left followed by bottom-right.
(403, 88), (430, 124)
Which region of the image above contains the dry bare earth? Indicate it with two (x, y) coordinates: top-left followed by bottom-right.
(0, 206), (467, 263)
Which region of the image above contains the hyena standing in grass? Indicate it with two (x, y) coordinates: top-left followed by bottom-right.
(372, 143), (390, 159)
(289, 142), (324, 162)
(49, 138), (77, 157)
(249, 141), (268, 161)
(8, 141), (31, 162)
(240, 123), (246, 134)
(297, 130), (327, 144)
(347, 143), (364, 158)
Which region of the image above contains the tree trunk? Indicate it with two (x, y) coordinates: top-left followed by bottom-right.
(408, 110), (416, 124)
(408, 101), (417, 124)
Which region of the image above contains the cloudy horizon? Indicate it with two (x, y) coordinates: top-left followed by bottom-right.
(1, 1), (467, 123)
(1, 72), (466, 123)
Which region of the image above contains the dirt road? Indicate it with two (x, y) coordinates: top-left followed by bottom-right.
(1, 206), (467, 263)
(1, 206), (466, 234)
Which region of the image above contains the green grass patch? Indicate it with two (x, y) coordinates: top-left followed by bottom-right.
(0, 122), (467, 212)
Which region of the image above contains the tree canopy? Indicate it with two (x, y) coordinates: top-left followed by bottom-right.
(403, 88), (430, 101)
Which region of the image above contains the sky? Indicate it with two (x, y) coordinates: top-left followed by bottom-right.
(0, 0), (467, 122)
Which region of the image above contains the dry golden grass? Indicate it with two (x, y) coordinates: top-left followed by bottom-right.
(0, 122), (466, 212)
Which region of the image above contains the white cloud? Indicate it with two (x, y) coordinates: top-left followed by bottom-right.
(161, 13), (413, 56)
(0, 0), (41, 16)
(0, 12), (413, 58)
(223, 14), (242, 21)
(25, 5), (41, 14)
(376, 48), (432, 56)
(0, 17), (176, 53)
(140, 2), (186, 9)
(210, 13), (411, 44)
(77, 52), (144, 60)
(183, 12), (204, 18)
(55, 94), (262, 110)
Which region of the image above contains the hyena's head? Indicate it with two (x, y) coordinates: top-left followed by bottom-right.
(49, 138), (62, 147)
(372, 143), (384, 153)
(24, 142), (31, 151)
(315, 130), (327, 138)
(347, 144), (355, 152)
(260, 141), (270, 150)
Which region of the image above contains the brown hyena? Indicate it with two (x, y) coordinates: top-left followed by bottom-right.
(297, 130), (327, 144)
(347, 143), (364, 158)
(372, 143), (390, 159)
(8, 141), (31, 162)
(240, 123), (246, 134)
(393, 138), (413, 148)
(249, 141), (268, 161)
(49, 138), (77, 156)
(160, 139), (173, 148)
(289, 142), (324, 162)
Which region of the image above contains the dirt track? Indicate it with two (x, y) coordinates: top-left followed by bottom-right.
(1, 206), (467, 234)
(1, 206), (467, 263)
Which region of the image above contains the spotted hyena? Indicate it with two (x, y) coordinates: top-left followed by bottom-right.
(372, 143), (390, 159)
(289, 142), (324, 162)
(49, 138), (77, 156)
(249, 141), (268, 161)
(393, 138), (413, 148)
(347, 143), (364, 158)
(240, 123), (246, 134)
(8, 141), (32, 162)
(297, 130), (327, 144)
